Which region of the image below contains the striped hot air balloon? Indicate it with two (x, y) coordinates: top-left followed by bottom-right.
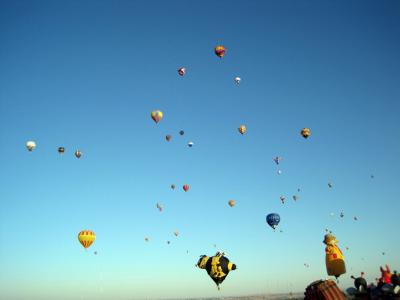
(238, 125), (246, 135)
(214, 45), (226, 58)
(151, 110), (163, 124)
(78, 230), (96, 249)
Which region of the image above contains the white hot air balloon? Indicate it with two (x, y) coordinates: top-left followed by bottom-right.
(234, 77), (241, 85)
(26, 141), (36, 151)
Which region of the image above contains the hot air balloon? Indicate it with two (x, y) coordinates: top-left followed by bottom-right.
(273, 156), (282, 165)
(94, 251), (98, 255)
(145, 237), (149, 242)
(266, 213), (280, 230)
(166, 135), (172, 141)
(174, 230), (179, 237)
(171, 184), (176, 190)
(228, 200), (235, 207)
(292, 195), (298, 201)
(301, 128), (311, 139)
(78, 230), (96, 249)
(238, 125), (246, 135)
(58, 147), (65, 154)
(214, 45), (226, 58)
(323, 233), (346, 279)
(183, 184), (189, 192)
(196, 252), (236, 290)
(151, 110), (163, 124)
(26, 141), (36, 151)
(156, 203), (163, 212)
(75, 150), (82, 158)
(234, 77), (241, 85)
(188, 141), (194, 147)
(328, 182), (333, 188)
(277, 170), (282, 175)
(280, 196), (285, 204)
(340, 212), (344, 218)
(179, 130), (185, 136)
(178, 67), (186, 76)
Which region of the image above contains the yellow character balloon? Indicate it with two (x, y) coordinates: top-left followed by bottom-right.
(78, 230), (96, 249)
(323, 233), (346, 278)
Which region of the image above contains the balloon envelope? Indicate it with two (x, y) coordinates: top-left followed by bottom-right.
(151, 110), (163, 124)
(26, 141), (36, 151)
(266, 213), (280, 229)
(78, 230), (96, 249)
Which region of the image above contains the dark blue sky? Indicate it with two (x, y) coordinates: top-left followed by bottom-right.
(0, 1), (399, 299)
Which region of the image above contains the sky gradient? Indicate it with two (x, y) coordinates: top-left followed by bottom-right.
(1, 1), (400, 299)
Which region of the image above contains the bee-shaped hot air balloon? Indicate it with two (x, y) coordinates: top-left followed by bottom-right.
(196, 252), (236, 290)
(151, 110), (163, 124)
(323, 233), (346, 279)
(228, 200), (235, 207)
(214, 45), (226, 58)
(26, 141), (36, 151)
(78, 230), (96, 250)
(301, 128), (311, 139)
(178, 67), (186, 76)
(238, 125), (246, 135)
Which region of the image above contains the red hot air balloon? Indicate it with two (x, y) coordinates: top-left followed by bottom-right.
(183, 184), (189, 192)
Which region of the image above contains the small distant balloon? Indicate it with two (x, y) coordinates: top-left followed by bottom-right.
(214, 45), (226, 58)
(166, 135), (172, 141)
(266, 213), (280, 230)
(328, 182), (333, 188)
(94, 251), (97, 255)
(238, 125), (246, 135)
(178, 67), (186, 76)
(167, 240), (171, 244)
(280, 196), (285, 204)
(340, 212), (344, 218)
(26, 141), (36, 151)
(234, 77), (241, 85)
(228, 200), (235, 207)
(171, 184), (175, 190)
(183, 184), (189, 192)
(292, 195), (298, 201)
(75, 150), (82, 159)
(297, 188), (301, 192)
(174, 231), (179, 237)
(273, 156), (282, 165)
(145, 237), (149, 242)
(277, 170), (282, 175)
(354, 216), (358, 221)
(151, 110), (163, 124)
(58, 147), (65, 154)
(156, 203), (163, 212)
(300, 128), (311, 139)
(179, 130), (185, 136)
(188, 141), (194, 147)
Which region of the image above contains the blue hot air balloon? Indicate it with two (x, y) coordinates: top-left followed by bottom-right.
(266, 213), (280, 230)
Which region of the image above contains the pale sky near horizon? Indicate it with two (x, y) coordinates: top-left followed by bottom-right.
(1, 1), (399, 299)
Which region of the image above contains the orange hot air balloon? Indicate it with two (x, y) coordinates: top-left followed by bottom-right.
(301, 128), (311, 139)
(238, 125), (246, 135)
(215, 45), (226, 58)
(228, 200), (235, 207)
(183, 184), (189, 192)
(78, 230), (96, 249)
(151, 110), (163, 124)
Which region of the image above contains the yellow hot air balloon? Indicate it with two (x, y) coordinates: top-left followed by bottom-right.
(151, 110), (163, 124)
(228, 200), (235, 207)
(301, 128), (311, 139)
(78, 230), (96, 249)
(238, 125), (246, 135)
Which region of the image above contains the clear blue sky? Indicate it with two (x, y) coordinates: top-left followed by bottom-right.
(0, 1), (399, 299)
